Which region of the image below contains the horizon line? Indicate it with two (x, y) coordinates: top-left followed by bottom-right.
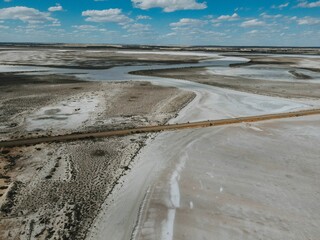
(0, 42), (319, 49)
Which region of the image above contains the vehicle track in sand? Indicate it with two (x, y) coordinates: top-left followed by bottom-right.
(1, 108), (320, 148)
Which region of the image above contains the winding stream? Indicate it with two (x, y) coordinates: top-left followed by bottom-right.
(0, 54), (314, 123)
(1, 52), (319, 240)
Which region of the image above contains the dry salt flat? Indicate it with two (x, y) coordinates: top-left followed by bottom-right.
(0, 50), (319, 240)
(86, 53), (320, 240)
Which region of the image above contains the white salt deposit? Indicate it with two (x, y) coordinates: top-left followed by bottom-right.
(26, 95), (99, 131)
(116, 50), (219, 58)
(206, 65), (320, 82)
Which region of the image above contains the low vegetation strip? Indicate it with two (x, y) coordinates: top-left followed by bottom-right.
(1, 108), (320, 148)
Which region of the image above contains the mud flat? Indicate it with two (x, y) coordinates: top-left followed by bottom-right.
(130, 54), (320, 99)
(0, 64), (194, 239)
(0, 72), (194, 141)
(0, 72), (101, 141)
(0, 137), (146, 239)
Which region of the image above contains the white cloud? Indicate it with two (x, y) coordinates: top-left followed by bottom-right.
(297, 16), (320, 25)
(123, 23), (151, 33)
(0, 6), (59, 24)
(234, 7), (248, 12)
(296, 1), (320, 8)
(165, 32), (177, 37)
(260, 13), (282, 19)
(170, 18), (207, 28)
(73, 25), (101, 31)
(216, 13), (239, 21)
(72, 25), (108, 34)
(247, 30), (259, 34)
(137, 15), (151, 20)
(49, 22), (61, 27)
(211, 13), (240, 24)
(167, 19), (227, 41)
(272, 2), (289, 9)
(132, 0), (207, 12)
(48, 4), (63, 12)
(241, 19), (266, 27)
(82, 8), (131, 24)
(0, 24), (9, 29)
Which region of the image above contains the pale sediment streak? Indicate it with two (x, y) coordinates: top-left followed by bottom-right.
(131, 187), (152, 240)
(160, 155), (185, 240)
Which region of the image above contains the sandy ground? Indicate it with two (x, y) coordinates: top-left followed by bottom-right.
(0, 136), (148, 239)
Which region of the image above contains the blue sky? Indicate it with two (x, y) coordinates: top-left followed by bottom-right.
(0, 0), (319, 46)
